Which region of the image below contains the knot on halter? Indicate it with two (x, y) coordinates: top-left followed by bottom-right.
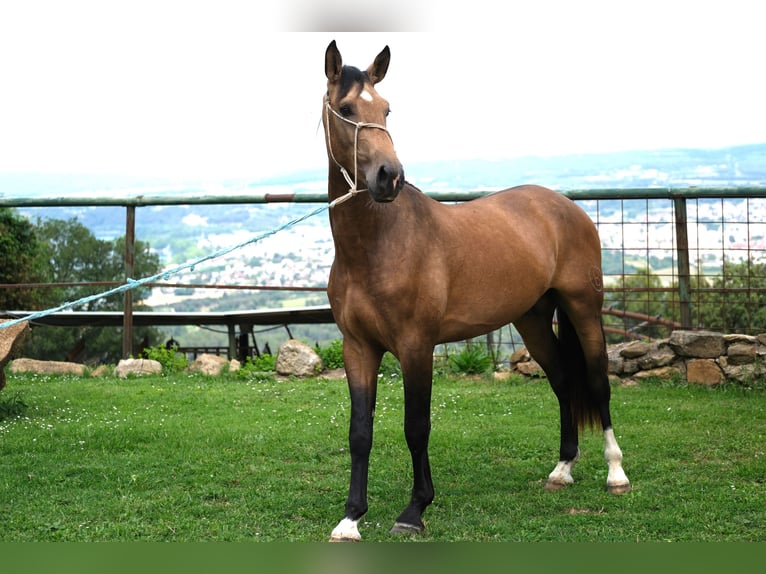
(324, 100), (392, 207)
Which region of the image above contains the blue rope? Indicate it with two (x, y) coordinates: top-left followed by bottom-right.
(0, 202), (331, 331)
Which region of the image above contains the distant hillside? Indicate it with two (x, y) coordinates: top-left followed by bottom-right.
(5, 142), (766, 256)
(404, 143), (766, 191)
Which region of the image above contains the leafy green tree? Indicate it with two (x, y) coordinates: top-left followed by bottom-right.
(694, 257), (766, 334)
(0, 208), (47, 310)
(604, 266), (677, 342)
(21, 217), (163, 363)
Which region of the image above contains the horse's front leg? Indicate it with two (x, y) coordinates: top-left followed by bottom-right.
(329, 341), (382, 542)
(390, 349), (435, 535)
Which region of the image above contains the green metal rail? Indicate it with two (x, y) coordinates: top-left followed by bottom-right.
(3, 186), (766, 207)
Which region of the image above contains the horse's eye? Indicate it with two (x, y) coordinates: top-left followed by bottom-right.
(339, 105), (353, 117)
(385, 108), (391, 118)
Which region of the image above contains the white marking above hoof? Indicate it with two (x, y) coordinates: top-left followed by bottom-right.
(329, 517), (361, 542)
(604, 428), (630, 495)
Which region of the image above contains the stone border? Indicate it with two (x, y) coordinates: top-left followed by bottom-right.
(510, 330), (766, 386)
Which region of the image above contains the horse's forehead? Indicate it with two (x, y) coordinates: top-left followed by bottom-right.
(332, 80), (381, 105)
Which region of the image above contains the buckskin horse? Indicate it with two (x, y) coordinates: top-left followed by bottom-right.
(322, 40), (630, 542)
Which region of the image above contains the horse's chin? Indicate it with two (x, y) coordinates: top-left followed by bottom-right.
(370, 192), (398, 203)
(368, 178), (404, 203)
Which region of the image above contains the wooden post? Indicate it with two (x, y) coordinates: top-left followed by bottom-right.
(673, 197), (692, 330)
(122, 205), (136, 359)
(227, 324), (236, 360)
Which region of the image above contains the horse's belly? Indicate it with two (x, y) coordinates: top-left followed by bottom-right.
(436, 301), (529, 344)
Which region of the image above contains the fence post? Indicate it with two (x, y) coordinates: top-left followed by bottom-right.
(122, 205), (136, 358)
(227, 324), (236, 360)
(673, 197), (692, 329)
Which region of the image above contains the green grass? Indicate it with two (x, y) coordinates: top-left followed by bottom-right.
(0, 371), (764, 541)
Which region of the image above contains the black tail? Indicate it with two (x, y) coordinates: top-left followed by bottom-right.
(556, 308), (608, 433)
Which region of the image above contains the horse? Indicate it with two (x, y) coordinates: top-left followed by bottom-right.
(321, 40), (630, 542)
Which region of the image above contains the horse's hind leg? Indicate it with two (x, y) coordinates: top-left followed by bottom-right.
(558, 298), (631, 494)
(514, 297), (581, 490)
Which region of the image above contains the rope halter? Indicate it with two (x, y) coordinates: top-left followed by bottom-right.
(324, 98), (393, 207)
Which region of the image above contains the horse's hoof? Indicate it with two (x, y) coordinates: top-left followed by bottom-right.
(390, 521), (424, 535)
(544, 479), (569, 491)
(328, 535), (360, 542)
(608, 482), (632, 495)
(329, 517), (361, 542)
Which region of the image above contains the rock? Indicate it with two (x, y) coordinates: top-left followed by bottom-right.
(114, 358), (162, 378)
(720, 362), (766, 384)
(276, 339), (323, 377)
(0, 320), (31, 390)
(10, 358), (86, 376)
(607, 346), (624, 374)
(723, 334), (758, 345)
(686, 359), (724, 386)
(515, 359), (544, 377)
(726, 342), (756, 365)
(187, 353), (238, 376)
(620, 340), (651, 358)
(622, 359), (640, 375)
(633, 366), (682, 381)
(637, 348), (677, 370)
(510, 348), (531, 364)
(668, 330), (725, 358)
(319, 367), (347, 380)
(607, 355), (624, 375)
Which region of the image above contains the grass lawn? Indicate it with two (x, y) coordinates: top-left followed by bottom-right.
(0, 371), (764, 542)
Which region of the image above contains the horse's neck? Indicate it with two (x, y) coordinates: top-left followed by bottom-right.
(327, 169), (417, 263)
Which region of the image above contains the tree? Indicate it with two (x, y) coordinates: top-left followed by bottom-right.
(21, 217), (163, 363)
(0, 208), (46, 310)
(604, 266), (677, 342)
(694, 257), (766, 334)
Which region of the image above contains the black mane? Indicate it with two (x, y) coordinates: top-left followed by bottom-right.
(339, 65), (367, 98)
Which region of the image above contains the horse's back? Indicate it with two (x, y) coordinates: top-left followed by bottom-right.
(484, 185), (592, 225)
(438, 184), (600, 253)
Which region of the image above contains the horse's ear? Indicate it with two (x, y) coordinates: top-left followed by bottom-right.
(366, 45), (390, 85)
(325, 40), (342, 83)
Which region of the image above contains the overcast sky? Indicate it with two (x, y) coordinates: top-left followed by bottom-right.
(1, 1), (763, 180)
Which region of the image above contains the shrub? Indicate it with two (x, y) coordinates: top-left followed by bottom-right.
(317, 339), (345, 369)
(448, 345), (494, 375)
(379, 352), (401, 379)
(0, 391), (27, 420)
(244, 354), (276, 372)
(141, 344), (188, 375)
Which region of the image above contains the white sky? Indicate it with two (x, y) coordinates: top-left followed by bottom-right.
(0, 1), (763, 180)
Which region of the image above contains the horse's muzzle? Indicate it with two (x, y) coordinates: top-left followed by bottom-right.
(367, 162), (405, 203)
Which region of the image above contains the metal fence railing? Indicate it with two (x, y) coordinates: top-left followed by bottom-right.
(3, 187), (766, 359)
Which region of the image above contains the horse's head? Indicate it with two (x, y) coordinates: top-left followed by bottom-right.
(323, 40), (405, 203)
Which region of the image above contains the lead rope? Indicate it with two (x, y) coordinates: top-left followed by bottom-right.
(324, 101), (391, 207)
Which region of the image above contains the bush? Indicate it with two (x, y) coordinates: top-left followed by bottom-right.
(244, 354), (276, 372)
(317, 339), (345, 369)
(234, 354), (277, 382)
(449, 345), (494, 375)
(0, 391), (27, 420)
(379, 352), (401, 379)
(141, 344), (188, 375)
